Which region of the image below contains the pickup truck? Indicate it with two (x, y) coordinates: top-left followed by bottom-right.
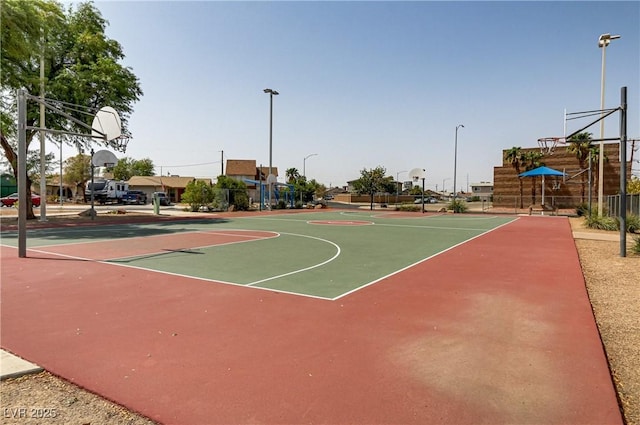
(122, 190), (148, 205)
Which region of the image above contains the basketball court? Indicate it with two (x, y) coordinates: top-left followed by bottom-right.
(0, 210), (623, 424)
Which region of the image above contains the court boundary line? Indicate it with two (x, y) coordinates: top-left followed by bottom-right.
(332, 218), (519, 300)
(14, 245), (335, 301)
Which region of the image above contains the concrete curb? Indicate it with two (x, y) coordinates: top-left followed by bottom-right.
(1, 350), (43, 380)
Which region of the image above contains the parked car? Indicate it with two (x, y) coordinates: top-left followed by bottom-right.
(0, 192), (41, 207)
(123, 190), (148, 205)
(414, 197), (438, 204)
(153, 192), (170, 206)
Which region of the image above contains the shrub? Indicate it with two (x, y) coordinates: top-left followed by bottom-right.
(395, 203), (421, 212)
(448, 199), (468, 213)
(232, 191), (250, 211)
(576, 203), (589, 217)
(585, 214), (618, 231)
(632, 235), (640, 255)
(621, 214), (640, 233)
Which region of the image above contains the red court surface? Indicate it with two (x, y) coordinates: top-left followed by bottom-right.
(0, 215), (623, 424)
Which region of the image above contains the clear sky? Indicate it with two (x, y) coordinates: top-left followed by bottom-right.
(55, 0), (640, 191)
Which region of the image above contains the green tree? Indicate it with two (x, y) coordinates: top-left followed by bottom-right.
(182, 180), (213, 212)
(0, 0), (142, 218)
(285, 167), (300, 183)
(628, 176), (640, 194)
(352, 166), (387, 210)
(63, 154), (91, 199)
(505, 146), (526, 208)
(112, 157), (155, 180)
(567, 132), (594, 203)
(216, 175), (249, 211)
(524, 151), (545, 205)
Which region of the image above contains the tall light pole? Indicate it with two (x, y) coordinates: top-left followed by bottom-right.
(442, 178), (450, 196)
(597, 33), (620, 216)
(453, 124), (464, 200)
(396, 170), (407, 204)
(303, 153), (318, 178)
(264, 88), (279, 206)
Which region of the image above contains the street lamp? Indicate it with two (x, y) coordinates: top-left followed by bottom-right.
(453, 124), (464, 200)
(303, 153), (318, 178)
(264, 88), (279, 206)
(597, 33), (620, 216)
(442, 178), (450, 197)
(396, 170), (407, 204)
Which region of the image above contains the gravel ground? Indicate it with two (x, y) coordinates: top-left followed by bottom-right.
(1, 214), (638, 425)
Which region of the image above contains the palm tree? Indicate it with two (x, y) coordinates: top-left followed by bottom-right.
(524, 151), (545, 205)
(285, 168), (300, 183)
(505, 147), (526, 208)
(567, 132), (593, 203)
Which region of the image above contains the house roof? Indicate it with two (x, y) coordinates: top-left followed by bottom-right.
(127, 176), (208, 188)
(258, 166), (278, 178)
(226, 160), (257, 176)
(226, 160), (278, 178)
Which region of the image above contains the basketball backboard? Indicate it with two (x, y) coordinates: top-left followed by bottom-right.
(92, 106), (122, 142)
(92, 149), (119, 167)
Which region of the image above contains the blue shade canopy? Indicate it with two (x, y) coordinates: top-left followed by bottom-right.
(519, 166), (566, 177)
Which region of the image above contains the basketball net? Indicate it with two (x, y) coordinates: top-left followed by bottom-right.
(112, 135), (130, 153)
(537, 137), (566, 155)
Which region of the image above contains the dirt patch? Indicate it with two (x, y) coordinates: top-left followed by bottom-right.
(1, 215), (638, 425)
(570, 219), (640, 425)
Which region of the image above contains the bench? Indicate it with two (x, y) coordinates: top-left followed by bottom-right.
(528, 204), (558, 215)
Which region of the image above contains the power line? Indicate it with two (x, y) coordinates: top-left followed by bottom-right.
(159, 161), (220, 168)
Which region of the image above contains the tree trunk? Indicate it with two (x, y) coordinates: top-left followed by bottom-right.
(531, 177), (537, 205)
(518, 179), (524, 209)
(1, 131), (36, 219)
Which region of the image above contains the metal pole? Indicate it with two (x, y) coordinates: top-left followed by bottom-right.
(619, 86), (627, 257)
(303, 153), (318, 179)
(39, 31), (47, 222)
(59, 142), (63, 206)
(597, 34), (620, 216)
(18, 89), (27, 258)
(220, 150), (224, 176)
(422, 177), (425, 213)
(597, 44), (607, 216)
(454, 124), (464, 200)
(396, 170), (407, 205)
(90, 149), (95, 220)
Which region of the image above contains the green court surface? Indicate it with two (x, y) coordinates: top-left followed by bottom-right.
(2, 212), (515, 299)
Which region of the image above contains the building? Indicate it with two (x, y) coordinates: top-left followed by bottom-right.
(127, 176), (211, 204)
(225, 159), (278, 202)
(493, 142), (631, 209)
(469, 182), (493, 202)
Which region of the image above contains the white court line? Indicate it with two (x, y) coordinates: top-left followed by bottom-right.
(332, 219), (518, 300)
(9, 228), (276, 250)
(104, 232), (280, 262)
(247, 232), (341, 286)
(14, 243), (335, 301)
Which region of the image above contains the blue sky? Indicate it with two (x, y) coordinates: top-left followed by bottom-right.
(57, 1), (640, 191)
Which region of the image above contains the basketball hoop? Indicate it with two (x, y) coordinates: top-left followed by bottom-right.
(112, 135), (130, 153)
(537, 137), (566, 155)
